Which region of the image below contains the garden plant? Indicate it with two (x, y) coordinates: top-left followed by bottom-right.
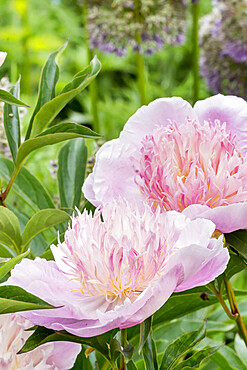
(0, 0), (247, 369)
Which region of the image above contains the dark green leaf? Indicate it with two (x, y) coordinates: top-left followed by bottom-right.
(175, 345), (221, 369)
(139, 316), (152, 355)
(3, 78), (21, 162)
(0, 249), (29, 280)
(217, 253), (246, 292)
(160, 325), (206, 370)
(0, 89), (29, 107)
(25, 42), (67, 140)
(0, 206), (21, 253)
(0, 158), (55, 210)
(123, 344), (134, 364)
(20, 326), (113, 364)
(29, 56), (101, 137)
(21, 209), (70, 250)
(58, 138), (88, 211)
(142, 334), (158, 370)
(225, 230), (247, 261)
(0, 285), (55, 314)
(39, 248), (54, 261)
(71, 345), (94, 370)
(110, 338), (122, 364)
(153, 288), (217, 327)
(16, 123), (100, 169)
(127, 360), (138, 370)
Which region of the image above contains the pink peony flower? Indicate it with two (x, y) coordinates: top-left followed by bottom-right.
(7, 200), (229, 337)
(0, 52), (7, 67)
(82, 94), (247, 233)
(0, 313), (81, 369)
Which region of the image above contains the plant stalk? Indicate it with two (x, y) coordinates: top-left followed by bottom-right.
(134, 0), (147, 106)
(192, 0), (200, 104)
(82, 2), (100, 134)
(120, 328), (127, 370)
(223, 275), (247, 346)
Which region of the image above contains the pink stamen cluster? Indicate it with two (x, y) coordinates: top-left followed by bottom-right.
(136, 119), (247, 211)
(52, 203), (182, 306)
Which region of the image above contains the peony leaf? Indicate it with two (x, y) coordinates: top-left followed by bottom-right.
(0, 286), (55, 314)
(0, 206), (21, 253)
(138, 316), (152, 355)
(142, 334), (158, 370)
(58, 138), (88, 212)
(225, 230), (247, 261)
(0, 158), (55, 211)
(0, 249), (29, 280)
(159, 324), (206, 369)
(15, 123), (100, 169)
(3, 78), (21, 162)
(25, 42), (67, 140)
(21, 209), (70, 251)
(29, 56), (101, 138)
(0, 89), (29, 107)
(174, 345), (221, 369)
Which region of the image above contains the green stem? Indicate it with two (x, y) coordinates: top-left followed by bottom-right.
(223, 275), (247, 347)
(192, 1), (200, 104)
(207, 283), (235, 320)
(2, 165), (21, 201)
(82, 2), (100, 134)
(134, 0), (147, 106)
(120, 328), (127, 370)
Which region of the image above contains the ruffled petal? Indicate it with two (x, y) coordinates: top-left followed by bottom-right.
(194, 94), (247, 155)
(183, 203), (247, 233)
(120, 97), (196, 147)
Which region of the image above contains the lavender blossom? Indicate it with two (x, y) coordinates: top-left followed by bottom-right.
(85, 0), (188, 56)
(200, 0), (247, 98)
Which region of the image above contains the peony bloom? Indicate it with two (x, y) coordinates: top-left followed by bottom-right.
(83, 95), (247, 233)
(7, 200), (229, 337)
(0, 52), (7, 67)
(0, 313), (81, 369)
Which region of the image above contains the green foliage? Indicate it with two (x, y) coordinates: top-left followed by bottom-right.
(58, 138), (87, 212)
(3, 78), (21, 162)
(0, 249), (29, 280)
(0, 285), (55, 314)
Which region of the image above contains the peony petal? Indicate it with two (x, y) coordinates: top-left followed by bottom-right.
(194, 94), (247, 155)
(82, 139), (141, 206)
(183, 203), (247, 233)
(120, 97), (196, 147)
(47, 342), (81, 369)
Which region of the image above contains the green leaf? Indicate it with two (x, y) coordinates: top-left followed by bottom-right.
(21, 209), (70, 250)
(175, 346), (221, 369)
(0, 249), (29, 280)
(160, 325), (206, 370)
(110, 338), (122, 364)
(30, 56), (101, 137)
(123, 344), (134, 364)
(25, 42), (67, 140)
(127, 360), (138, 370)
(70, 346), (94, 370)
(3, 78), (21, 162)
(225, 230), (247, 261)
(15, 123), (100, 169)
(58, 138), (88, 211)
(142, 334), (158, 370)
(139, 316), (152, 355)
(20, 326), (114, 364)
(212, 345), (247, 370)
(0, 285), (55, 314)
(234, 334), (247, 366)
(0, 89), (29, 107)
(217, 253), (246, 292)
(0, 158), (55, 211)
(153, 288), (217, 327)
(0, 206), (21, 253)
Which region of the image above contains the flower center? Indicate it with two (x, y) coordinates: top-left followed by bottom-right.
(135, 119), (247, 211)
(54, 207), (177, 306)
